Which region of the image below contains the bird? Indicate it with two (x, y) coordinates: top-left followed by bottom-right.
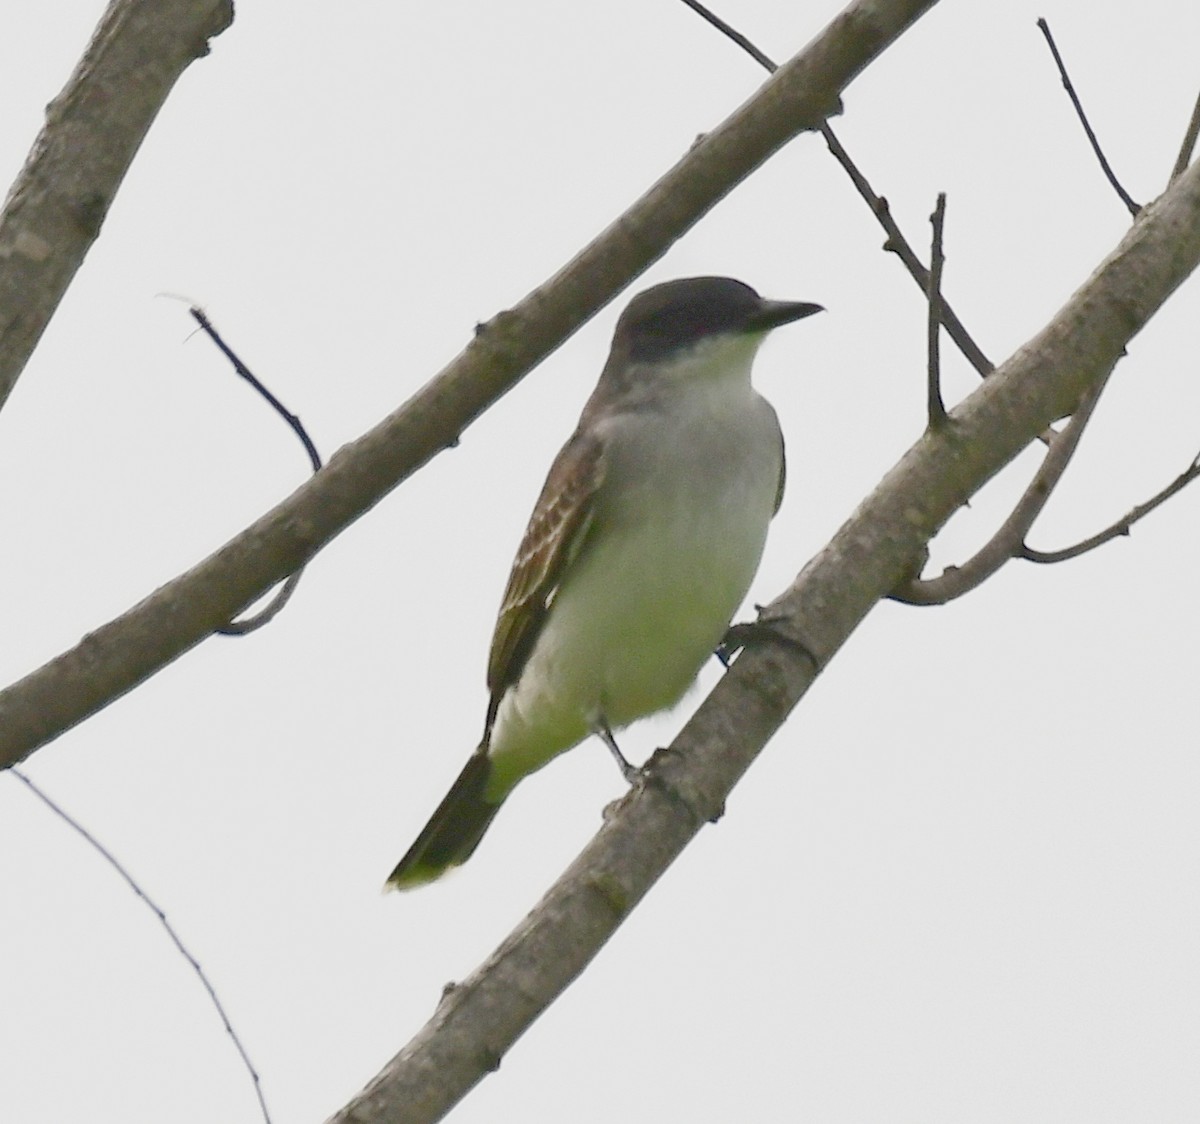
(386, 276), (823, 889)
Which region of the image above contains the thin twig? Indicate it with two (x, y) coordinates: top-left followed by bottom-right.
(926, 193), (948, 428)
(186, 307), (321, 636)
(1170, 87), (1200, 184)
(671, 1), (1001, 393)
(189, 309), (321, 473)
(676, 0), (778, 71)
(1037, 18), (1140, 217)
(819, 123), (995, 378)
(891, 366), (1112, 604)
(1022, 449), (1200, 563)
(9, 767), (273, 1124)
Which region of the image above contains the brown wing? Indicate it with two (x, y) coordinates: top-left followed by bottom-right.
(484, 431), (605, 732)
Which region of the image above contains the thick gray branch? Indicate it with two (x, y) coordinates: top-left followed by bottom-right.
(0, 0), (940, 772)
(0, 0), (234, 412)
(325, 143), (1200, 1124)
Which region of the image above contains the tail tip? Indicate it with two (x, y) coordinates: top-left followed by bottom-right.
(383, 856), (456, 893)
(383, 749), (501, 893)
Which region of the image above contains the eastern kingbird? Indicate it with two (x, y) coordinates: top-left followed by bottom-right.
(387, 276), (823, 889)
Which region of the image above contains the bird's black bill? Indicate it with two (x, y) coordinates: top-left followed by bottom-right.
(745, 299), (824, 332)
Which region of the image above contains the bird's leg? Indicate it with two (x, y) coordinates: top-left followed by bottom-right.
(596, 722), (641, 785)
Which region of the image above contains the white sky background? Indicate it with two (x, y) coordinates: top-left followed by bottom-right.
(1, 1), (1198, 1121)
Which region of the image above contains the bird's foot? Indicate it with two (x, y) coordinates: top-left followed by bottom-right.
(597, 723), (642, 785)
(717, 607), (822, 672)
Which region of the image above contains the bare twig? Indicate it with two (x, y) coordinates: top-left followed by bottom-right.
(186, 308), (321, 636)
(819, 123), (996, 378)
(891, 367), (1111, 604)
(926, 193), (948, 427)
(9, 767), (272, 1124)
(1022, 449), (1200, 563)
(676, 0), (777, 71)
(189, 309), (322, 474)
(671, 1), (998, 382)
(1037, 17), (1141, 217)
(1170, 87), (1200, 183)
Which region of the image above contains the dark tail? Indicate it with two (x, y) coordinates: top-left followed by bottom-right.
(385, 749), (504, 891)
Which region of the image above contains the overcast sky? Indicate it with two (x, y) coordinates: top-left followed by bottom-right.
(2, 2), (1199, 1122)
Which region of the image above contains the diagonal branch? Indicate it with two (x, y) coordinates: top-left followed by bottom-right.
(10, 767), (273, 1124)
(819, 122), (995, 377)
(676, 0), (778, 72)
(327, 152), (1200, 1124)
(0, 0), (234, 413)
(0, 0), (943, 773)
(1036, 17), (1140, 217)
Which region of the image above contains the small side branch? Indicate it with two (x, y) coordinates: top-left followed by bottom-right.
(190, 309), (321, 474)
(10, 768), (272, 1124)
(926, 194), (948, 428)
(186, 308), (322, 635)
(1037, 18), (1141, 217)
(819, 124), (995, 379)
(891, 368), (1111, 604)
(1022, 449), (1200, 563)
(1170, 87), (1200, 184)
(676, 0), (778, 71)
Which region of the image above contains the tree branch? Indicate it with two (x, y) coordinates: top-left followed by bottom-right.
(0, 0), (234, 413)
(674, 0), (997, 381)
(0, 0), (942, 772)
(1021, 448), (1200, 563)
(676, 0), (778, 72)
(184, 307), (322, 636)
(326, 155), (1200, 1124)
(819, 122), (996, 378)
(1036, 17), (1140, 217)
(10, 767), (273, 1123)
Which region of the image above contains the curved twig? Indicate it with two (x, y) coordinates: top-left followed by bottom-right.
(1021, 449), (1200, 563)
(10, 768), (273, 1124)
(185, 308), (321, 636)
(891, 366), (1111, 604)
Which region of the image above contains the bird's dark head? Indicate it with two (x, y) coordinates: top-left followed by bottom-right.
(614, 276), (823, 364)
